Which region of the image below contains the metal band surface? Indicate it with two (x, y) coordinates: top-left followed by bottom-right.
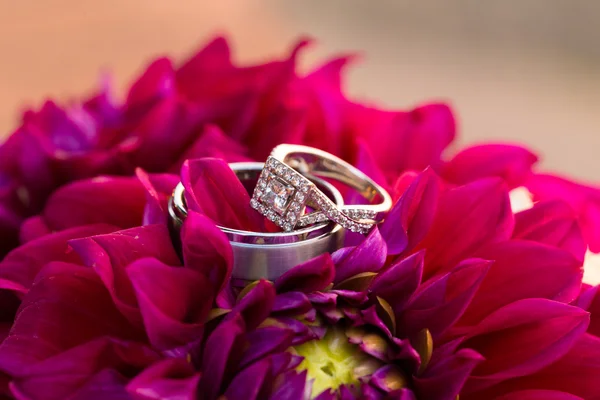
(251, 144), (393, 234)
(168, 162), (345, 281)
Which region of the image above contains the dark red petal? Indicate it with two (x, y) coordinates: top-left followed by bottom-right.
(461, 299), (589, 393)
(9, 337), (158, 400)
(0, 224), (118, 294)
(68, 369), (130, 400)
(170, 125), (251, 172)
(275, 253), (335, 294)
(42, 176), (146, 231)
(364, 103), (455, 177)
(135, 169), (179, 226)
(493, 390), (583, 400)
(127, 258), (214, 351)
(181, 211), (233, 295)
(513, 200), (586, 262)
(69, 224), (180, 323)
(400, 258), (490, 340)
(239, 327), (294, 368)
(525, 173), (600, 252)
(127, 358), (200, 400)
(270, 370), (308, 400)
(370, 251), (424, 314)
(230, 280), (275, 331)
(332, 228), (387, 284)
(379, 168), (440, 255)
(18, 215), (51, 243)
(413, 348), (483, 400)
(577, 285), (600, 337)
(181, 158), (265, 231)
(126, 58), (175, 109)
(198, 313), (246, 400)
(458, 241), (583, 326)
(224, 358), (272, 400)
(0, 262), (143, 375)
(442, 144), (538, 188)
(416, 178), (513, 279)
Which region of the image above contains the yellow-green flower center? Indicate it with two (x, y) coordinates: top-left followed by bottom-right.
(294, 327), (378, 398)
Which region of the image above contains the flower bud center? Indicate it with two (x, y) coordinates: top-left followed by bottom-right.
(294, 326), (373, 398)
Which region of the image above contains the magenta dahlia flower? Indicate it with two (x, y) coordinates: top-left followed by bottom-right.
(0, 36), (599, 399)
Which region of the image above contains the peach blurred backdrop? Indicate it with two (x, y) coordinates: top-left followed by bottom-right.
(1, 0), (600, 281)
(1, 1), (599, 180)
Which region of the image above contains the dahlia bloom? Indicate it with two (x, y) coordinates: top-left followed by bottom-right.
(0, 36), (599, 399)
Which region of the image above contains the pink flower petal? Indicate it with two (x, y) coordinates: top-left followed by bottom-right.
(127, 258), (214, 351)
(229, 280), (275, 331)
(370, 251), (424, 313)
(0, 262), (144, 375)
(0, 224), (117, 295)
(198, 313), (246, 400)
(416, 178), (513, 279)
(224, 357), (272, 400)
(69, 224), (180, 324)
(461, 299), (590, 393)
(493, 390), (583, 400)
(18, 215), (51, 243)
(332, 227), (387, 283)
(181, 158), (265, 231)
(363, 103), (456, 178)
(400, 258), (491, 340)
(135, 169), (179, 226)
(525, 173), (600, 252)
(126, 58), (175, 110)
(458, 241), (583, 326)
(513, 200), (586, 262)
(127, 358), (201, 400)
(275, 253), (335, 294)
(181, 211), (233, 295)
(42, 176), (147, 231)
(9, 337), (158, 400)
(442, 144), (538, 188)
(379, 168), (440, 255)
(413, 347), (483, 400)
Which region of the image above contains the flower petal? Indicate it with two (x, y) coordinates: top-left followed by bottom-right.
(413, 347), (483, 400)
(0, 224), (118, 294)
(400, 258), (490, 340)
(9, 337), (158, 400)
(416, 178), (514, 279)
(0, 262), (143, 375)
(493, 390), (583, 400)
(127, 358), (201, 400)
(442, 144), (538, 188)
(364, 103), (456, 177)
(513, 200), (586, 262)
(135, 169), (179, 226)
(224, 358), (272, 400)
(181, 211), (233, 295)
(461, 299), (590, 393)
(370, 251), (424, 315)
(458, 241), (583, 326)
(126, 258), (214, 350)
(181, 158), (265, 231)
(270, 370), (309, 400)
(198, 313), (246, 400)
(379, 169), (440, 255)
(525, 173), (600, 252)
(239, 327), (294, 368)
(41, 176), (146, 232)
(332, 228), (387, 284)
(231, 280), (275, 331)
(275, 253), (335, 294)
(69, 224), (180, 323)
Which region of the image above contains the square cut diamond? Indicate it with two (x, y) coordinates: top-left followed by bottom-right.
(261, 176), (295, 215)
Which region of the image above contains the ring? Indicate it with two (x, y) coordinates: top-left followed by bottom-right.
(250, 144), (392, 234)
(168, 162), (345, 281)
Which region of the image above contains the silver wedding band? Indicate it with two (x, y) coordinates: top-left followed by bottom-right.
(169, 162), (345, 281)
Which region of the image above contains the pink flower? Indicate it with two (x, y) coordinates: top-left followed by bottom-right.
(0, 36), (599, 399)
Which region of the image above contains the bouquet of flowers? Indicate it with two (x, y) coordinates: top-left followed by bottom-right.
(0, 36), (599, 400)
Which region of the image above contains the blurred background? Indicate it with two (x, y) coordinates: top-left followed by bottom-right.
(0, 0), (599, 180)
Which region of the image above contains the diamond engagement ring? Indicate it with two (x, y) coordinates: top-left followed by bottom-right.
(169, 162), (345, 281)
(251, 144), (392, 234)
